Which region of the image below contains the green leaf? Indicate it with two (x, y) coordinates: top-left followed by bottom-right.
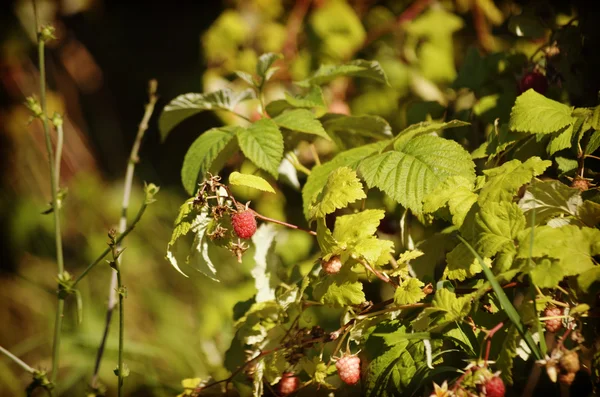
(529, 258), (566, 288)
(188, 219), (219, 281)
(516, 225), (600, 276)
(359, 135), (475, 213)
(577, 267), (600, 293)
(284, 85), (326, 108)
(445, 243), (485, 281)
(320, 114), (392, 149)
(394, 278), (426, 305)
(423, 176), (477, 227)
(496, 324), (519, 385)
(237, 119), (284, 177)
(478, 157), (551, 205)
(297, 59), (390, 87)
(312, 266), (365, 307)
(273, 109), (330, 140)
(181, 127), (239, 195)
(578, 200), (600, 227)
(473, 201), (525, 258)
(509, 89), (574, 134)
(547, 118), (584, 155)
(457, 236), (543, 360)
(166, 203), (219, 280)
(308, 167), (366, 219)
(585, 129), (600, 155)
(353, 237), (395, 267)
(302, 141), (387, 219)
(316, 218), (337, 255)
(332, 209), (385, 244)
(393, 120), (470, 149)
(229, 171), (275, 193)
(518, 179), (582, 225)
(256, 52), (282, 81)
(428, 288), (476, 332)
(159, 89), (255, 139)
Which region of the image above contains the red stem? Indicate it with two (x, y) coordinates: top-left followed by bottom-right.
(252, 210), (317, 236)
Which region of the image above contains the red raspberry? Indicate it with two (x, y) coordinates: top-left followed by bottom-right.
(481, 376), (505, 397)
(336, 354), (361, 385)
(519, 71), (548, 95)
(277, 372), (299, 396)
(231, 209), (257, 239)
(322, 256), (342, 274)
(544, 306), (563, 333)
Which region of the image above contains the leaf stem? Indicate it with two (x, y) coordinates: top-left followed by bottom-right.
(0, 345), (35, 374)
(72, 200), (149, 288)
(91, 79), (158, 388)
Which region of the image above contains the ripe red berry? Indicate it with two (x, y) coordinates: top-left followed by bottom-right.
(481, 376), (505, 397)
(277, 372), (299, 396)
(519, 71), (548, 95)
(322, 256), (342, 274)
(544, 306), (563, 333)
(336, 354), (361, 385)
(231, 209), (257, 239)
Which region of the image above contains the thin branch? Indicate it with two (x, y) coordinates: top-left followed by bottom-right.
(356, 257), (396, 287)
(282, 0), (311, 60)
(73, 199), (149, 287)
(252, 210), (317, 236)
(91, 79), (158, 389)
(359, 0), (432, 52)
(0, 345), (35, 374)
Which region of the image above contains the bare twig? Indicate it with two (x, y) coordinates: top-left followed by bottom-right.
(90, 80), (158, 389)
(0, 345), (35, 374)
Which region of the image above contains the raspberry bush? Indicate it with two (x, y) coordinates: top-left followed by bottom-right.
(159, 2), (600, 396)
(4, 1), (600, 396)
(159, 2), (600, 395)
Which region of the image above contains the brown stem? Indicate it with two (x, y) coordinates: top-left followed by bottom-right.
(472, 0), (492, 53)
(357, 258), (396, 287)
(252, 210), (317, 236)
(360, 0), (433, 52)
(282, 0), (311, 60)
(484, 321), (504, 363)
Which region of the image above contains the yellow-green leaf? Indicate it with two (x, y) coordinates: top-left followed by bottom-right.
(229, 172), (275, 193)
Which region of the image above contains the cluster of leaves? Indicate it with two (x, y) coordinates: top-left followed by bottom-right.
(161, 2), (600, 396)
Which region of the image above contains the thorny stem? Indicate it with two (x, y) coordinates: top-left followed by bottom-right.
(0, 345), (35, 374)
(91, 79), (158, 389)
(72, 200), (149, 287)
(34, 8), (66, 385)
(251, 210), (317, 236)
